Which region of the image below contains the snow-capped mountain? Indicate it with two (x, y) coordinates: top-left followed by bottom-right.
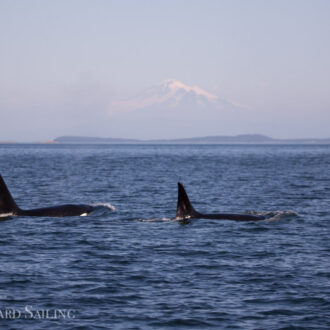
(108, 79), (253, 139)
(113, 79), (231, 112)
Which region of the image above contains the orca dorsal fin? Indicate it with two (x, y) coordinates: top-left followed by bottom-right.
(176, 182), (199, 219)
(0, 175), (19, 215)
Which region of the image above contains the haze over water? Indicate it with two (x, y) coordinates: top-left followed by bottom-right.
(0, 144), (329, 329)
(1, 1), (330, 141)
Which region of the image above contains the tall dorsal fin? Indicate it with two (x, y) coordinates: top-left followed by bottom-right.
(176, 182), (199, 219)
(0, 174), (19, 214)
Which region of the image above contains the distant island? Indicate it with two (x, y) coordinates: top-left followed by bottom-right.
(54, 134), (330, 144)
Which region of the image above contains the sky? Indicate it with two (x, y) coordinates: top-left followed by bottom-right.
(0, 0), (329, 141)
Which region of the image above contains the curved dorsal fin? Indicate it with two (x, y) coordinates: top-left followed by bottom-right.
(176, 182), (199, 219)
(0, 175), (19, 214)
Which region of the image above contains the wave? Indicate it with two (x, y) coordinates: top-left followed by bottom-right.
(137, 211), (299, 223)
(91, 203), (116, 211)
(257, 210), (299, 221)
(137, 217), (173, 222)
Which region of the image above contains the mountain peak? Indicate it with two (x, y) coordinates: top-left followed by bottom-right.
(158, 79), (218, 101)
(108, 79), (248, 139)
(113, 78), (224, 112)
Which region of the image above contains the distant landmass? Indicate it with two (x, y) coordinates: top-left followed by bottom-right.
(54, 134), (330, 144)
(54, 136), (140, 144)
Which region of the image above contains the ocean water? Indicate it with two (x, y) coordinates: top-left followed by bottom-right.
(0, 144), (329, 329)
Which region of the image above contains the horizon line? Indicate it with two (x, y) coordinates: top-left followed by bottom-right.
(1, 133), (330, 144)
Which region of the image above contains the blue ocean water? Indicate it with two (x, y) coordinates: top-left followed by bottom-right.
(0, 144), (329, 329)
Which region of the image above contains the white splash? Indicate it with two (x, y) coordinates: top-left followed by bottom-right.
(137, 217), (173, 222)
(258, 210), (299, 222)
(91, 203), (116, 211)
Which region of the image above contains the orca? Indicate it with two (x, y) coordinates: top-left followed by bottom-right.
(175, 182), (265, 221)
(0, 174), (96, 217)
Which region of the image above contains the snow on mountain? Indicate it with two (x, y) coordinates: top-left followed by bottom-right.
(108, 79), (251, 139)
(112, 79), (229, 112)
(148, 78), (219, 103)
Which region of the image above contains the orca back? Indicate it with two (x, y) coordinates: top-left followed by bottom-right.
(0, 175), (19, 215)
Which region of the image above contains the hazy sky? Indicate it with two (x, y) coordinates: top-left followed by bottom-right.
(1, 0), (329, 141)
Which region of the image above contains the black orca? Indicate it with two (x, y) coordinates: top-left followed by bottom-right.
(0, 174), (95, 217)
(175, 182), (265, 221)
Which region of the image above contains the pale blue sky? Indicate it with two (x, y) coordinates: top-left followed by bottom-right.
(1, 0), (329, 141)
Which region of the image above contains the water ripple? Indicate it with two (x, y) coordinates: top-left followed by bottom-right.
(0, 144), (329, 329)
